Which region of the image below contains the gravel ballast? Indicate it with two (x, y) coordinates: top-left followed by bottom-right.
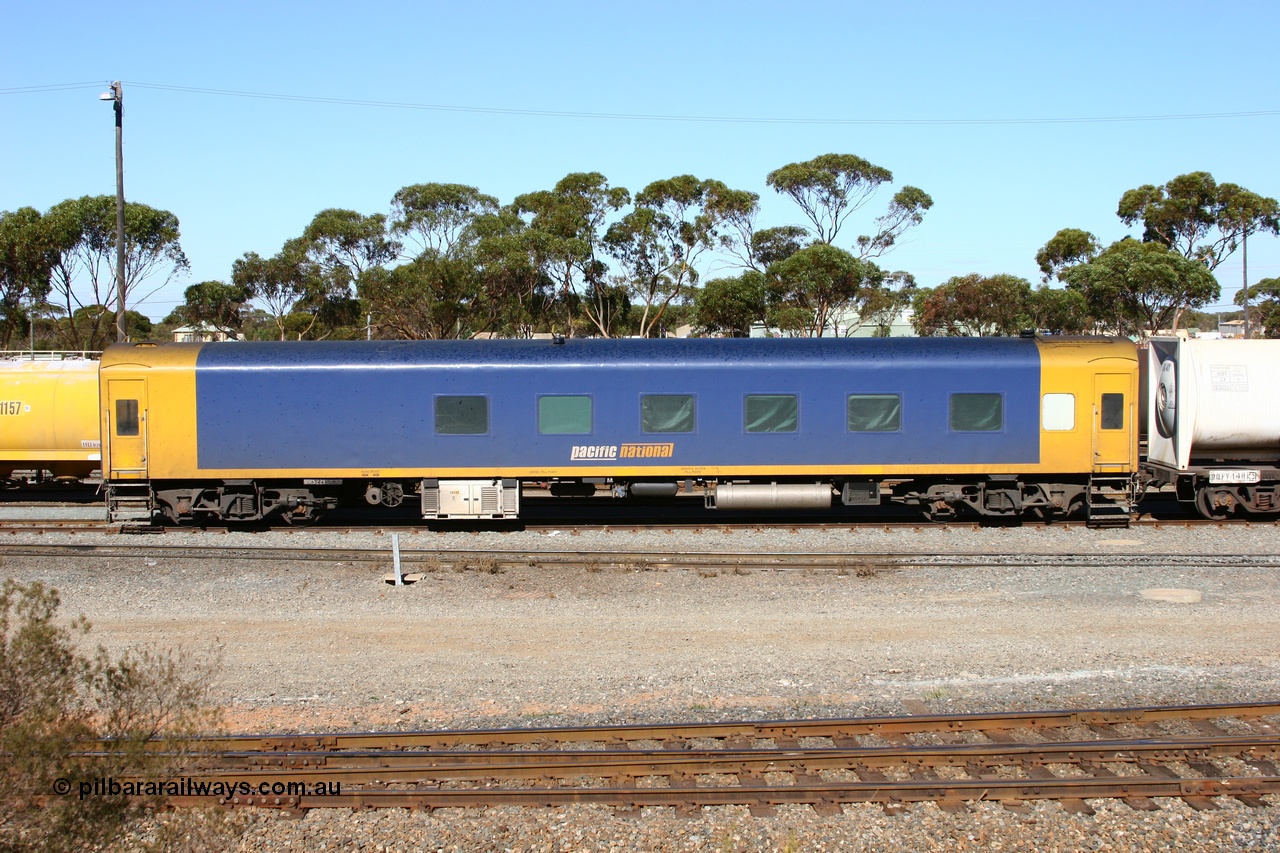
(4, 520), (1279, 850)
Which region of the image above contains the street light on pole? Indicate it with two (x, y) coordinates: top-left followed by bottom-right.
(99, 81), (127, 342)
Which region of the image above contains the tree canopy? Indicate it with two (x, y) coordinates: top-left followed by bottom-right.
(0, 208), (56, 348)
(34, 196), (187, 349)
(911, 274), (1034, 337)
(1117, 172), (1279, 270)
(765, 244), (885, 337)
(8, 160), (1274, 348)
(1060, 239), (1220, 336)
(765, 153), (932, 260)
(1037, 171), (1276, 334)
(1237, 277), (1280, 338)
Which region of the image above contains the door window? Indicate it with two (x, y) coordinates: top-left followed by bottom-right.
(116, 399), (139, 436)
(1101, 393), (1124, 430)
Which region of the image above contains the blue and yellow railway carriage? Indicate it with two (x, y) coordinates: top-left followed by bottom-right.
(99, 336), (1138, 524)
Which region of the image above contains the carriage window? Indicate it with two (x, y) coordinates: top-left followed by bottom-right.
(1101, 393), (1124, 430)
(848, 394), (901, 432)
(115, 399), (139, 436)
(435, 395), (489, 435)
(1042, 393), (1075, 431)
(950, 393), (1002, 432)
(641, 395), (696, 433)
(745, 395), (798, 433)
(538, 395), (592, 435)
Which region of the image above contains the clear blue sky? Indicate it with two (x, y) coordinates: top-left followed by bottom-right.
(4, 0), (1277, 323)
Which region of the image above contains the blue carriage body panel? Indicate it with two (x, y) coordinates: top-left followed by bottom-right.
(193, 337), (1042, 473)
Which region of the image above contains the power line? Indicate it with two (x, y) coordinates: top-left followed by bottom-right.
(0, 82), (108, 94)
(5, 80), (1279, 126)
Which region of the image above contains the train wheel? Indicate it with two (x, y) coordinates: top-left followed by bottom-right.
(1194, 488), (1234, 520)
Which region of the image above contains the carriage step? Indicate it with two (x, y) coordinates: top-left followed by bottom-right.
(1086, 476), (1134, 528)
(107, 484), (154, 523)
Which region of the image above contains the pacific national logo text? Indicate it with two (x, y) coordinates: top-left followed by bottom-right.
(570, 443), (675, 461)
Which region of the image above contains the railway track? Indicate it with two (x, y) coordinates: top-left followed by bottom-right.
(4, 541), (1280, 573)
(0, 512), (1276, 537)
(117, 702), (1280, 814)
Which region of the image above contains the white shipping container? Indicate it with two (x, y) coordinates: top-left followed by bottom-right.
(1147, 337), (1280, 471)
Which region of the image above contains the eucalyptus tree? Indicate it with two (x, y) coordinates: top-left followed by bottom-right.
(1117, 172), (1279, 269)
(765, 153), (933, 256)
(470, 208), (557, 337)
(860, 271), (917, 336)
(693, 271), (768, 337)
(389, 183), (499, 260)
(512, 173), (630, 337)
(260, 209), (398, 340)
(1237, 277), (1280, 338)
(361, 183), (503, 339)
(1025, 285), (1092, 334)
(766, 153), (891, 245)
(605, 176), (755, 337)
(165, 280), (252, 338)
(764, 243), (884, 337)
(0, 207), (56, 348)
(911, 274), (1033, 337)
(301, 208), (399, 286)
(231, 239), (351, 341)
(854, 185), (935, 259)
(704, 184), (761, 271)
(1035, 228), (1101, 282)
(358, 257), (487, 339)
(1060, 239), (1219, 337)
(41, 196), (188, 350)
(749, 225), (809, 270)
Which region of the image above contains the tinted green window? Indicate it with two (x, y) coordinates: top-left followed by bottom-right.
(538, 395), (592, 435)
(950, 393), (1002, 432)
(641, 395), (695, 433)
(435, 395), (489, 435)
(116, 399), (139, 436)
(1101, 393), (1124, 430)
(847, 394), (901, 432)
(744, 394), (798, 433)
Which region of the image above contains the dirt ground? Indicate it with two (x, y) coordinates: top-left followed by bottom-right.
(8, 526), (1279, 733)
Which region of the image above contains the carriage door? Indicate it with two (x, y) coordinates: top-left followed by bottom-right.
(1092, 373), (1131, 472)
(106, 379), (148, 478)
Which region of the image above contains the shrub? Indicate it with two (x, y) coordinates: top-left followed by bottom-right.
(0, 580), (227, 853)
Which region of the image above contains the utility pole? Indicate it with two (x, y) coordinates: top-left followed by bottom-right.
(1242, 230), (1250, 339)
(100, 81), (127, 342)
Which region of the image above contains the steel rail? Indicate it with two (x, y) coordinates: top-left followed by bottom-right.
(175, 701), (1280, 752)
(177, 774), (1280, 813)
(88, 702), (1280, 813)
(187, 736), (1280, 783)
(3, 542), (1280, 572)
(1, 511), (1277, 537)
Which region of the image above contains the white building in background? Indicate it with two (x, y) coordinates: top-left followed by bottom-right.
(750, 306), (917, 338)
(1218, 319), (1246, 338)
(170, 324), (243, 343)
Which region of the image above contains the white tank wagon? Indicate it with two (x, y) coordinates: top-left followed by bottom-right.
(1146, 337), (1280, 518)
